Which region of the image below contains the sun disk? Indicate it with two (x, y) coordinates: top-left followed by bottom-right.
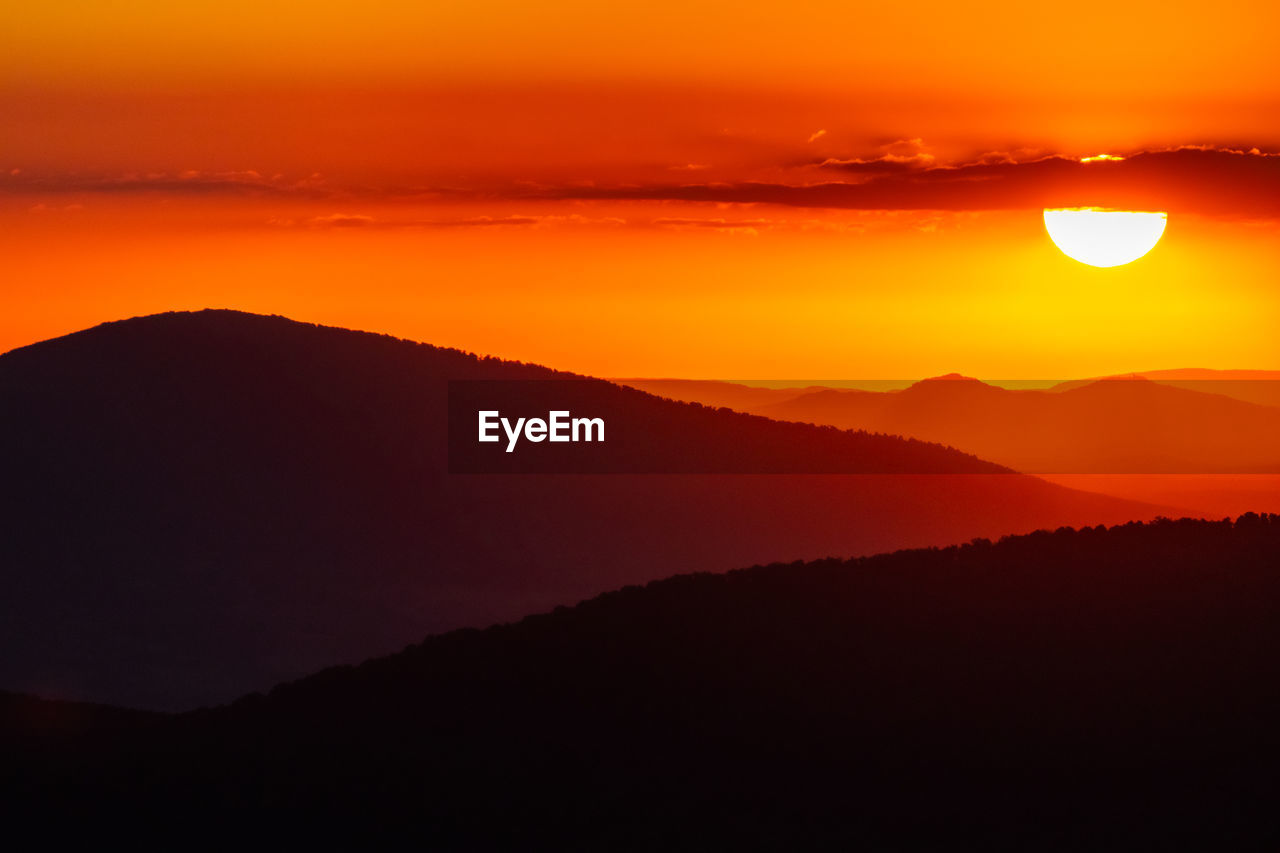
(1042, 208), (1167, 268)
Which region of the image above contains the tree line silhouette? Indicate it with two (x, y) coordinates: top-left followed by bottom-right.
(5, 514), (1280, 848)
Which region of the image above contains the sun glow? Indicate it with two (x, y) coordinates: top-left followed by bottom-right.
(1042, 208), (1168, 268)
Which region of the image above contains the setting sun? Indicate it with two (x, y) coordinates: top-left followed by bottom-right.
(1043, 208), (1168, 268)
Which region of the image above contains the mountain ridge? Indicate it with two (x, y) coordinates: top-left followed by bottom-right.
(6, 514), (1280, 847)
(756, 375), (1280, 473)
(0, 309), (1165, 709)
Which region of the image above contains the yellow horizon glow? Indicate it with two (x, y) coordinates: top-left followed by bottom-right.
(4, 199), (1274, 379)
(1043, 208), (1168, 268)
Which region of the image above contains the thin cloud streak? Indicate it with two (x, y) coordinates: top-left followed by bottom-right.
(275, 213), (628, 230)
(1, 169), (331, 197)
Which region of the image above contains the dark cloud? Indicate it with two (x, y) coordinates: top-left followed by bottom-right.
(530, 147), (1280, 217)
(6, 147), (1277, 219)
(813, 157), (927, 176)
(815, 138), (937, 176)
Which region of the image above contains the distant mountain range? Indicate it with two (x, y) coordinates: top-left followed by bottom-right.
(621, 375), (1280, 517)
(623, 369), (1280, 410)
(623, 374), (1280, 473)
(609, 378), (833, 410)
(7, 515), (1280, 847)
(0, 310), (1161, 709)
(1051, 368), (1280, 408)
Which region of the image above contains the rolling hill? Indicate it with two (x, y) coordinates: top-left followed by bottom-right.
(607, 378), (830, 410)
(623, 375), (1280, 517)
(0, 310), (1164, 709)
(756, 374), (1280, 473)
(1049, 368), (1280, 408)
(7, 515), (1280, 848)
(624, 374), (1280, 474)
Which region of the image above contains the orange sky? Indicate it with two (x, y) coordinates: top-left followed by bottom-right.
(3, 1), (1278, 376)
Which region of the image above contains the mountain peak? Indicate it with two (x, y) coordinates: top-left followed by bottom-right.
(907, 373), (998, 392)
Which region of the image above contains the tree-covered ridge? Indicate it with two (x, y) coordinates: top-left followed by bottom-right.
(7, 515), (1280, 848)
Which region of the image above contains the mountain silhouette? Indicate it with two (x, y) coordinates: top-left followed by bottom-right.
(1049, 368), (1280, 408)
(0, 310), (1164, 709)
(622, 371), (1280, 412)
(625, 375), (1280, 516)
(745, 376), (1280, 473)
(608, 378), (830, 410)
(6, 515), (1280, 848)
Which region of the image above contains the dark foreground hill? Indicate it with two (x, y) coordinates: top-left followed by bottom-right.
(0, 310), (1162, 709)
(6, 515), (1280, 849)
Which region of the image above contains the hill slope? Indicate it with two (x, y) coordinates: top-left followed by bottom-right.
(1050, 369), (1280, 408)
(0, 310), (1162, 709)
(7, 515), (1280, 848)
(754, 375), (1280, 473)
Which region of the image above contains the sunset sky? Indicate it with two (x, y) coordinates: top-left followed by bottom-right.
(4, 0), (1278, 377)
